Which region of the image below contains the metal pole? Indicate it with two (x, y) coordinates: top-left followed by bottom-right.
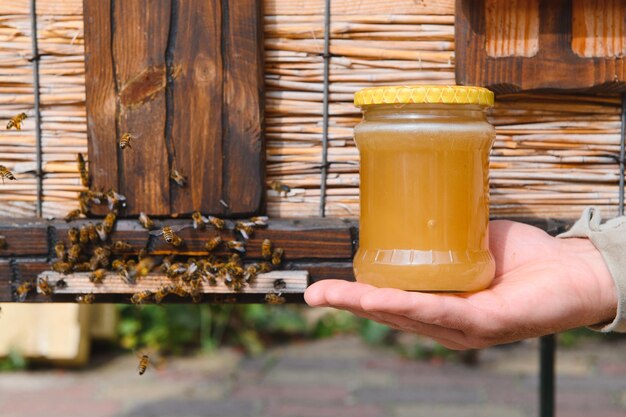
(30, 0), (43, 218)
(539, 334), (556, 417)
(319, 0), (331, 217)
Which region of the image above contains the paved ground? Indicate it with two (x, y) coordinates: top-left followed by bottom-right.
(0, 335), (624, 417)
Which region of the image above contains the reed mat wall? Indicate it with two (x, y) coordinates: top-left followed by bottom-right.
(0, 0), (622, 220)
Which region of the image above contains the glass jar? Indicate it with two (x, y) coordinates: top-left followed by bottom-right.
(353, 86), (496, 292)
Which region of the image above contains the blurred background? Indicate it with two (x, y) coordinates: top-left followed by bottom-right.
(0, 304), (625, 417)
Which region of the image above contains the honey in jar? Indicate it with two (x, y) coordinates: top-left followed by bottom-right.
(353, 86), (496, 292)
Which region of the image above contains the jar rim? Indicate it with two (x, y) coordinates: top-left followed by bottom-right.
(354, 85), (494, 108)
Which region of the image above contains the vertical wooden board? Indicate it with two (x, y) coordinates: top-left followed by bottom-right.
(113, 0), (171, 215)
(83, 0), (118, 214)
(222, 0), (265, 215)
(169, 0), (224, 215)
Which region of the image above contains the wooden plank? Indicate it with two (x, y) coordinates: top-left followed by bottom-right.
(264, 0), (455, 15)
(455, 0), (626, 93)
(113, 0), (171, 215)
(0, 260), (13, 302)
(168, 0), (224, 215)
(83, 0), (118, 215)
(37, 271), (307, 295)
(0, 220), (49, 256)
(222, 0), (265, 215)
(571, 0), (626, 58)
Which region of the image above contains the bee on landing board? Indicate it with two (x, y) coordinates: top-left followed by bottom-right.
(37, 276), (53, 296)
(207, 216), (225, 230)
(204, 236), (222, 252)
(192, 211), (209, 230)
(64, 209), (82, 223)
(269, 180), (291, 197)
(0, 165), (16, 183)
(265, 292), (286, 305)
(16, 281), (33, 302)
(149, 225), (187, 247)
(6, 112), (27, 130)
(272, 248), (284, 266)
(76, 293), (95, 304)
(261, 239), (272, 260)
(138, 212), (154, 230)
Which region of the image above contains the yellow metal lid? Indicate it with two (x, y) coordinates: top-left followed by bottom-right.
(354, 85), (494, 108)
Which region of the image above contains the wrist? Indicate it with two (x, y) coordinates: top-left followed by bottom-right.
(559, 237), (617, 326)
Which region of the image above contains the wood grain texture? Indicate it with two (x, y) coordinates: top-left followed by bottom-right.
(83, 0), (117, 215)
(0, 260), (13, 302)
(455, 0), (626, 93)
(485, 0), (538, 57)
(169, 0), (223, 214)
(222, 0), (265, 215)
(264, 0), (455, 15)
(113, 0), (171, 215)
(0, 221), (49, 256)
(83, 0), (265, 216)
(571, 0), (626, 58)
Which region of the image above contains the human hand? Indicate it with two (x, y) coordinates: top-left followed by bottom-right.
(305, 220), (617, 349)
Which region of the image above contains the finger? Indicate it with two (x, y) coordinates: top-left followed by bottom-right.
(304, 280), (379, 309)
(360, 288), (478, 332)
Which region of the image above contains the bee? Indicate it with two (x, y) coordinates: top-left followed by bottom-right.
(135, 257), (156, 277)
(86, 223), (98, 243)
(166, 262), (187, 279)
(37, 276), (53, 296)
(138, 212), (154, 230)
(95, 223), (108, 241)
(258, 262), (272, 273)
(226, 240), (246, 253)
(55, 278), (68, 289)
(261, 239), (272, 259)
(73, 262), (91, 272)
(103, 212), (116, 233)
(0, 235), (7, 250)
(78, 191), (90, 214)
(137, 354), (150, 375)
(119, 132), (133, 149)
(52, 261), (73, 274)
(270, 180), (291, 197)
(112, 240), (132, 252)
(187, 280), (203, 303)
(170, 169), (186, 187)
(273, 278), (287, 290)
(265, 292), (286, 305)
(53, 242), (65, 260)
(89, 269), (107, 284)
(6, 112), (27, 130)
(250, 216), (269, 227)
(92, 246), (111, 268)
(271, 248), (284, 266)
(15, 281), (33, 302)
(150, 225), (186, 247)
(67, 244), (81, 264)
(207, 216), (225, 230)
(77, 153), (90, 187)
(76, 293), (95, 304)
(244, 264), (261, 283)
(154, 284), (175, 304)
(112, 259), (126, 273)
(192, 211), (208, 230)
(170, 284), (189, 298)
(64, 209), (82, 222)
(67, 227), (80, 244)
(106, 190), (127, 212)
(130, 290), (153, 305)
(0, 165), (17, 183)
(204, 236), (222, 252)
(235, 222), (254, 240)
(88, 189), (105, 205)
(79, 225), (90, 245)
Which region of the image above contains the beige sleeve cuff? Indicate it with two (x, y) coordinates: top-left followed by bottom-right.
(557, 207), (626, 333)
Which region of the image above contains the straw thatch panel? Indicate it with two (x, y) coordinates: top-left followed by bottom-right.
(0, 0), (622, 220)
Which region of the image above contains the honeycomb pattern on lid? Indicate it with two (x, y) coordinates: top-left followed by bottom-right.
(354, 85), (494, 108)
